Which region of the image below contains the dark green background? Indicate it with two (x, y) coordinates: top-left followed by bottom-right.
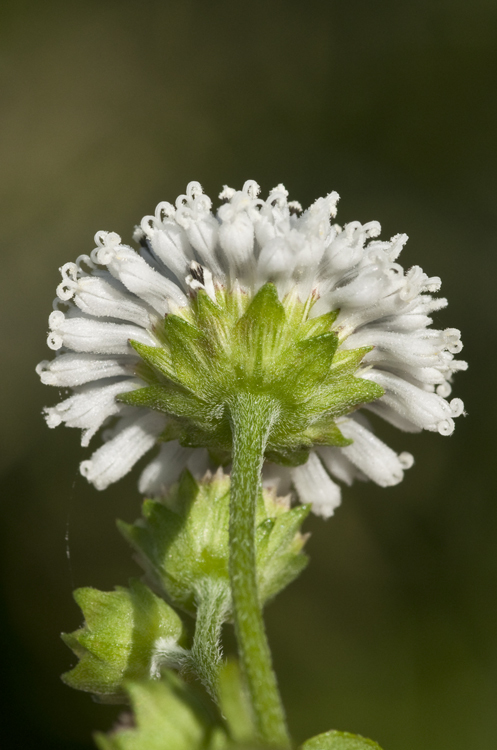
(0, 1), (494, 748)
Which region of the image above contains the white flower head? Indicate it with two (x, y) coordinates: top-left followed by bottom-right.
(37, 181), (466, 516)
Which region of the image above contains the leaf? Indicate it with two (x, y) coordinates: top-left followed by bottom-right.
(94, 673), (228, 750)
(193, 290), (229, 340)
(257, 504), (310, 602)
(217, 661), (256, 744)
(301, 730), (383, 750)
(61, 581), (185, 702)
(120, 470), (309, 615)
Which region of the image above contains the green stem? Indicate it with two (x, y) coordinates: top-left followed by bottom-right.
(190, 578), (230, 700)
(228, 392), (291, 748)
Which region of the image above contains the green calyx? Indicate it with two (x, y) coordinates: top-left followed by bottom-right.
(61, 579), (186, 703)
(118, 469), (310, 617)
(119, 283), (383, 467)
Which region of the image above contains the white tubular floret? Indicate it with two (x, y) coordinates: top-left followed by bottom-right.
(72, 276), (156, 328)
(36, 353), (139, 387)
(138, 441), (194, 496)
(339, 418), (414, 487)
(47, 311), (156, 354)
(37, 181), (465, 504)
(291, 451), (342, 518)
(80, 412), (167, 490)
(218, 188), (257, 274)
(43, 379), (141, 447)
(316, 445), (366, 486)
(328, 264), (401, 312)
(92, 239), (186, 313)
(364, 369), (464, 435)
(400, 265), (442, 301)
(148, 223), (194, 282)
(175, 182), (223, 276)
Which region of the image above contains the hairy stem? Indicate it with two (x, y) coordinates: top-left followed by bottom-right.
(190, 578), (230, 699)
(228, 392), (290, 748)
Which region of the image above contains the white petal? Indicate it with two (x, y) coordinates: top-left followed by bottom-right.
(365, 400), (423, 433)
(94, 243), (187, 313)
(174, 183), (223, 276)
(138, 441), (193, 496)
(339, 418), (413, 487)
(36, 353), (139, 387)
(347, 329), (445, 368)
(47, 311), (155, 354)
(331, 265), (400, 310)
(400, 265), (441, 301)
(290, 451), (342, 518)
(364, 369), (463, 435)
(320, 221), (368, 276)
(80, 412), (166, 490)
(316, 445), (366, 485)
(73, 276), (156, 327)
(149, 223), (195, 281)
(43, 379), (140, 446)
(218, 194), (256, 276)
(181, 213), (219, 261)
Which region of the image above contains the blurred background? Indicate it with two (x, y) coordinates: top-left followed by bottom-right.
(0, 0), (495, 748)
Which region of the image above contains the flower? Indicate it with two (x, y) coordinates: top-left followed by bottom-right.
(37, 181), (466, 517)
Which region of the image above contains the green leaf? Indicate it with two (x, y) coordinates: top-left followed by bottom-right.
(94, 673), (228, 750)
(301, 730), (383, 750)
(257, 504), (310, 603)
(159, 419), (184, 442)
(217, 661), (256, 744)
(61, 580), (186, 702)
(193, 290), (230, 345)
(164, 314), (204, 345)
(120, 470), (309, 616)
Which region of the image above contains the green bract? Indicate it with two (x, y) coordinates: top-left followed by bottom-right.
(118, 469), (310, 616)
(118, 283), (383, 468)
(62, 579), (186, 702)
